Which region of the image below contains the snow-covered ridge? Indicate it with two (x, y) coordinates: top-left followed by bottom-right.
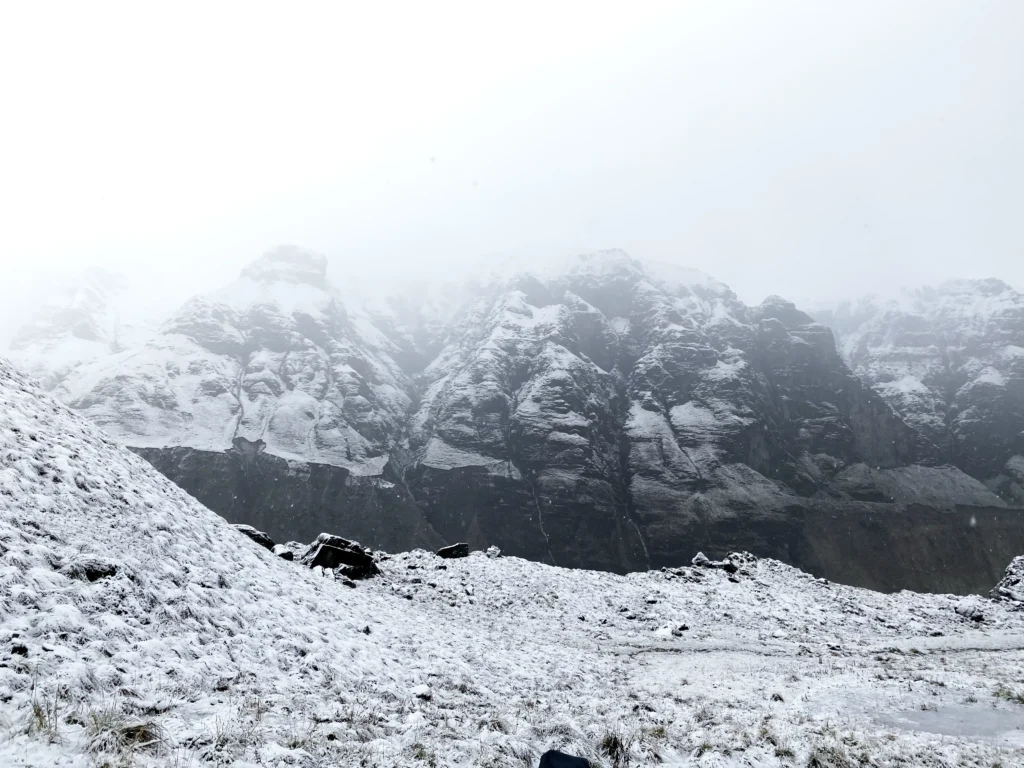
(3, 355), (1024, 766)
(50, 247), (413, 474)
(815, 277), (1024, 500)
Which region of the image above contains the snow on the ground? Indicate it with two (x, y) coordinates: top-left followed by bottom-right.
(2, 356), (1024, 767)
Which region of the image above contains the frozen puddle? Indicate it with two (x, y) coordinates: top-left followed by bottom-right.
(879, 704), (1024, 746)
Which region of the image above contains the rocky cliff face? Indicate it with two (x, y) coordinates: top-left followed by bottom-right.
(11, 248), (1020, 590)
(815, 279), (1024, 503)
(402, 252), (1005, 573)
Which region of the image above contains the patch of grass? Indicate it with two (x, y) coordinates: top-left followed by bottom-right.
(807, 745), (854, 768)
(995, 685), (1024, 705)
(85, 705), (165, 757)
(775, 745), (796, 759)
(27, 692), (62, 743)
(645, 724), (667, 740)
(411, 742), (439, 767)
(599, 730), (633, 768)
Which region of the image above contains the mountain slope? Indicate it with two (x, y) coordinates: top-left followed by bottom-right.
(48, 246), (443, 551)
(816, 279), (1024, 503)
(3, 355), (1024, 766)
(403, 251), (1006, 574)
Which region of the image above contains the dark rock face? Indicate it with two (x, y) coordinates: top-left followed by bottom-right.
(816, 280), (1024, 503)
(131, 445), (443, 554)
(403, 252), (1006, 581)
(233, 524), (275, 550)
(436, 542), (469, 559)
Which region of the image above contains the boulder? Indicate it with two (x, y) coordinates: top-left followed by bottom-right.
(692, 551), (739, 573)
(954, 597), (986, 622)
(300, 533), (381, 579)
(272, 544), (294, 561)
(233, 523), (275, 551)
(485, 545), (501, 559)
(437, 542), (470, 559)
(991, 555), (1024, 602)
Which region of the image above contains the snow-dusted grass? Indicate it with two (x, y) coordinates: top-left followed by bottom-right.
(2, 356), (1024, 767)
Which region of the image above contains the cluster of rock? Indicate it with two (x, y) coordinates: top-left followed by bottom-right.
(991, 555), (1024, 603)
(233, 522), (476, 585)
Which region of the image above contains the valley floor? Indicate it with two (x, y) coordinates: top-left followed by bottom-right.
(3, 544), (1024, 768)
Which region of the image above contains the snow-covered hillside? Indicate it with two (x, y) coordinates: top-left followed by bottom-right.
(816, 279), (1024, 503)
(2, 357), (1024, 766)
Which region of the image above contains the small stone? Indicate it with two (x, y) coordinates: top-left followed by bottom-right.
(272, 545), (294, 561)
(233, 524), (275, 551)
(485, 545), (501, 558)
(411, 684), (432, 701)
(361, 626), (371, 635)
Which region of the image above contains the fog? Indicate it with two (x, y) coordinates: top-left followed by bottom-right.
(1, 1), (1022, 342)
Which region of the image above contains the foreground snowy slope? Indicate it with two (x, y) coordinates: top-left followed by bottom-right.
(3, 358), (1024, 766)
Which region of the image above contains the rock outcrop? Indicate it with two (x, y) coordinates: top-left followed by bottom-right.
(992, 555), (1024, 602)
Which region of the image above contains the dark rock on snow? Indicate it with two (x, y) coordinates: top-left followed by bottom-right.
(233, 523), (275, 551)
(272, 544), (294, 561)
(539, 750), (591, 768)
(300, 533), (381, 580)
(437, 542), (470, 559)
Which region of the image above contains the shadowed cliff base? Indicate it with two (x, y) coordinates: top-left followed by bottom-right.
(134, 446), (1024, 596)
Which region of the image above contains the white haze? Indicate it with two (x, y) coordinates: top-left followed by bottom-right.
(1, 0), (1022, 344)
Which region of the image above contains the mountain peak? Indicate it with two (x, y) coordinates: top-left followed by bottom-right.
(240, 245), (329, 288)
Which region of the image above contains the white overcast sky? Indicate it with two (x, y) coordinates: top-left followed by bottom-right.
(1, 0), (1022, 338)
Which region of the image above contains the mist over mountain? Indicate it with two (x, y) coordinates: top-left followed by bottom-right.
(9, 245), (1023, 593)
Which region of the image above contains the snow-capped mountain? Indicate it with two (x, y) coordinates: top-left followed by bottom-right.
(4, 354), (1024, 766)
(9, 248), (1021, 589)
(5, 267), (162, 390)
(815, 278), (1024, 503)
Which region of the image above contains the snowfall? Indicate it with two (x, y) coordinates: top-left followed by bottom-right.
(1, 356), (1023, 768)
